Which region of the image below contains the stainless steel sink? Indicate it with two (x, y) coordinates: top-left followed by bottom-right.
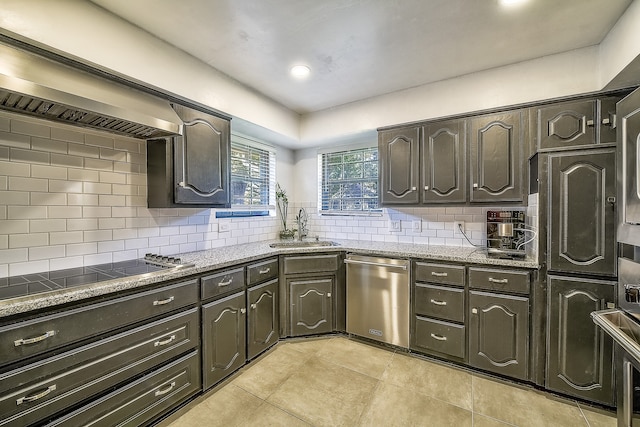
(269, 241), (339, 249)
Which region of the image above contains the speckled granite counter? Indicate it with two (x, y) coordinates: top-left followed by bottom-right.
(0, 240), (538, 319)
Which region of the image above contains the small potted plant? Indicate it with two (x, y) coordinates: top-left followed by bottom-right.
(276, 183), (296, 240)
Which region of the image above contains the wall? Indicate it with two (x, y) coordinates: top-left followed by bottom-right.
(0, 111), (294, 278)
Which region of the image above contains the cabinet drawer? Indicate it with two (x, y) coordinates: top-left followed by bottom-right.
(283, 254), (339, 274)
(201, 267), (245, 300)
(0, 308), (199, 427)
(415, 283), (464, 322)
(413, 316), (465, 359)
(46, 349), (201, 427)
(468, 267), (530, 295)
(247, 258), (279, 287)
(414, 262), (465, 286)
(0, 280), (198, 366)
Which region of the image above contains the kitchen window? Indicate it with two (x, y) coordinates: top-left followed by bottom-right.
(318, 145), (380, 214)
(228, 135), (275, 212)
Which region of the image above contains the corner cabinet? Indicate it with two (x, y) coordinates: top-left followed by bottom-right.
(147, 103), (231, 208)
(547, 148), (617, 277)
(469, 111), (525, 203)
(546, 275), (615, 406)
(379, 126), (420, 205)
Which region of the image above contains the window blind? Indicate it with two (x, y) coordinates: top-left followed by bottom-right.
(230, 135), (276, 209)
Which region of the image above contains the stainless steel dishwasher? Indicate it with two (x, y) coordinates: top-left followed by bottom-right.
(345, 254), (410, 348)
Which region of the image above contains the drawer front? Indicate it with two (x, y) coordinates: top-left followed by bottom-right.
(283, 254), (340, 274)
(45, 349), (201, 427)
(247, 258), (279, 287)
(413, 316), (465, 359)
(0, 280), (198, 366)
(468, 267), (530, 294)
(0, 309), (199, 427)
(201, 267), (245, 300)
(414, 262), (465, 286)
(415, 283), (464, 322)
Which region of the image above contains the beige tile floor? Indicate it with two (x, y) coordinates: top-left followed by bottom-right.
(161, 336), (616, 427)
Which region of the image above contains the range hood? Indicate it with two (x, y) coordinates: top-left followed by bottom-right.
(0, 42), (182, 139)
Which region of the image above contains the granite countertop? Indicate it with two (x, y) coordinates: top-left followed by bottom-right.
(0, 240), (538, 319)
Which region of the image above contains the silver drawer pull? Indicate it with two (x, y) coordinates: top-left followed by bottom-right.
(586, 119), (595, 127)
(14, 330), (55, 347)
(488, 277), (508, 284)
(258, 267), (271, 274)
(154, 381), (176, 397)
(430, 299), (447, 306)
(241, 308), (247, 314)
(17, 385), (57, 405)
(250, 303), (257, 310)
(218, 278), (233, 287)
(153, 296), (175, 306)
(431, 272), (448, 277)
(154, 335), (176, 347)
(430, 333), (447, 341)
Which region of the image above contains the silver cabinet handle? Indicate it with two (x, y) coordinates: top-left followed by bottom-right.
(240, 308), (247, 314)
(472, 308), (478, 314)
(430, 333), (447, 341)
(431, 272), (448, 277)
(218, 278), (233, 287)
(17, 385), (57, 405)
(430, 299), (447, 306)
(411, 186), (417, 191)
(586, 119), (595, 127)
(473, 183), (479, 189)
(154, 381), (176, 397)
(344, 259), (408, 270)
(258, 267), (270, 274)
(154, 335), (176, 347)
(14, 330), (56, 347)
(424, 186), (429, 191)
(250, 303), (257, 309)
(327, 292), (332, 298)
(488, 277), (508, 284)
(153, 296), (174, 306)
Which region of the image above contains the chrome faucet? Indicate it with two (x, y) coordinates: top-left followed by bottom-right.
(297, 208), (308, 241)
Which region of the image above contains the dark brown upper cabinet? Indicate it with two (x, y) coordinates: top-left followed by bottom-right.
(147, 104), (230, 208)
(379, 126), (420, 205)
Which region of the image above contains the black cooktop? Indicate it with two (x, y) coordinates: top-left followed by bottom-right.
(0, 257), (186, 301)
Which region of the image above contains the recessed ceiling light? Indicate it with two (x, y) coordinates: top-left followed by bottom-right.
(290, 65), (310, 78)
(500, 0), (528, 6)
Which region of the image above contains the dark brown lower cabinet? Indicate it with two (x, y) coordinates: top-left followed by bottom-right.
(247, 279), (279, 359)
(46, 349), (201, 426)
(288, 276), (334, 336)
(202, 291), (246, 390)
(546, 275), (615, 405)
(469, 290), (529, 381)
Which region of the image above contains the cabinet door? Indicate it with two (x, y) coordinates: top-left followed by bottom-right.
(469, 291), (529, 380)
(537, 100), (597, 150)
(172, 104), (230, 206)
(469, 111), (523, 203)
(548, 149), (616, 276)
(379, 126), (420, 204)
(421, 120), (467, 204)
(247, 279), (279, 359)
(289, 276), (334, 336)
(202, 292), (246, 389)
(547, 276), (615, 405)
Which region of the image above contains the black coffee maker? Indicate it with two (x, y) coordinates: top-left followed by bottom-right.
(486, 210), (526, 258)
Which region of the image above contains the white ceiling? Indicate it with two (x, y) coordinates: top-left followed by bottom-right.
(90, 0), (632, 115)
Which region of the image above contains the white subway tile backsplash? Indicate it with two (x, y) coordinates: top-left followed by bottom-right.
(50, 256), (84, 271)
(0, 219), (29, 234)
(68, 194), (98, 206)
(49, 206), (82, 218)
(69, 142), (100, 159)
(66, 242), (97, 256)
(113, 229), (138, 240)
(30, 219), (66, 233)
(10, 260), (50, 276)
(9, 233), (48, 248)
(99, 218), (126, 229)
(31, 164), (68, 180)
(31, 137), (68, 154)
(99, 195), (125, 206)
(99, 171), (127, 184)
(67, 218), (98, 231)
(0, 191), (29, 205)
(8, 176), (48, 192)
(8, 206), (47, 219)
(29, 245), (66, 261)
(84, 158), (113, 171)
(98, 240), (124, 253)
(0, 117), (9, 132)
(84, 230), (112, 242)
(51, 127), (84, 144)
(85, 134), (114, 149)
(50, 180), (83, 194)
(83, 207), (112, 218)
(30, 192), (67, 206)
(83, 253), (112, 265)
(50, 231), (84, 245)
(0, 131), (30, 149)
(50, 153), (83, 168)
(0, 235), (7, 250)
(69, 168), (99, 182)
(11, 147), (50, 164)
(0, 176), (6, 190)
